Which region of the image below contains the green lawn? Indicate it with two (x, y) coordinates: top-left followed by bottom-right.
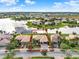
(32, 56), (54, 59)
(27, 21), (79, 29)
(64, 57), (79, 59)
(26, 22), (65, 29)
(14, 57), (23, 59)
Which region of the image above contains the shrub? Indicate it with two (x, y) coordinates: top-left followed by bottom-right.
(41, 50), (47, 56)
(60, 43), (70, 49)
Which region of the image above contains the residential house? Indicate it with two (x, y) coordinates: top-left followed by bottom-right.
(51, 34), (60, 48)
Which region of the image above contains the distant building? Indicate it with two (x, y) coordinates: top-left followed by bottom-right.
(32, 21), (42, 25)
(45, 22), (55, 25)
(66, 34), (78, 40)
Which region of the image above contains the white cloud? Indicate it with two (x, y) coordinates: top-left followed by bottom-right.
(9, 7), (23, 12)
(0, 6), (24, 12)
(25, 0), (35, 5)
(0, 0), (18, 6)
(52, 0), (79, 12)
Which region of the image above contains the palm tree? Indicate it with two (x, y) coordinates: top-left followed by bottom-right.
(29, 34), (33, 51)
(45, 29), (51, 47)
(6, 33), (19, 51)
(4, 33), (19, 59)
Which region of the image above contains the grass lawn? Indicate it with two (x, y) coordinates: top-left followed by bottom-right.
(32, 56), (54, 59)
(14, 57), (23, 59)
(64, 57), (79, 59)
(27, 21), (79, 29)
(26, 22), (65, 29)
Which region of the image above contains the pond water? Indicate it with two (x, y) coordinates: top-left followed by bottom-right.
(0, 18), (28, 33)
(48, 26), (79, 34)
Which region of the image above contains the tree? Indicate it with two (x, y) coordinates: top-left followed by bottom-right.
(4, 33), (21, 59)
(31, 39), (39, 48)
(6, 34), (20, 51)
(3, 51), (14, 59)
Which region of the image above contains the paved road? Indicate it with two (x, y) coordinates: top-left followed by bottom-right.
(0, 49), (79, 59)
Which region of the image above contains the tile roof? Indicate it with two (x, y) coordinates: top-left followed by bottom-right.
(16, 35), (31, 42)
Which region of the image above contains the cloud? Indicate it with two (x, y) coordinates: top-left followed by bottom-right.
(9, 7), (23, 12)
(25, 0), (35, 5)
(0, 0), (18, 6)
(0, 6), (24, 12)
(0, 0), (79, 12)
(52, 0), (79, 12)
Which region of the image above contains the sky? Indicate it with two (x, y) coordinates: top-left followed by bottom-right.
(0, 0), (79, 12)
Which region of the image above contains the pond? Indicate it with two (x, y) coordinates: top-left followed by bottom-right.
(0, 18), (28, 34)
(48, 26), (79, 34)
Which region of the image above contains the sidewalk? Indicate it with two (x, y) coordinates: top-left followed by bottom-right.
(55, 57), (64, 59)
